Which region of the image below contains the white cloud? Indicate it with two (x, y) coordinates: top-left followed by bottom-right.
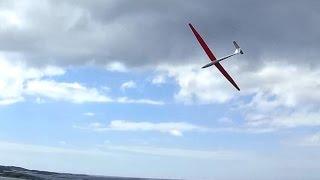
(244, 63), (320, 108)
(0, 10), (24, 28)
(0, 55), (162, 106)
(105, 62), (127, 72)
(75, 120), (283, 135)
(75, 120), (207, 136)
(158, 63), (236, 104)
(240, 62), (320, 129)
(101, 86), (111, 92)
(120, 80), (136, 90)
(102, 145), (239, 160)
(158, 61), (320, 106)
(35, 97), (46, 104)
(245, 110), (320, 129)
(0, 97), (24, 105)
(116, 97), (164, 105)
(299, 132), (320, 147)
(83, 112), (95, 117)
(169, 129), (183, 137)
(151, 74), (166, 85)
(58, 141), (67, 145)
(217, 117), (234, 124)
(0, 54), (65, 105)
(0, 140), (239, 161)
(0, 140), (114, 157)
(157, 61), (320, 130)
(25, 80), (111, 103)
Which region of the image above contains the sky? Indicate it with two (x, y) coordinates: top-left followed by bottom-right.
(0, 0), (320, 179)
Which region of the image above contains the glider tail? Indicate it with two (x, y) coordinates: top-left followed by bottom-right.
(233, 41), (243, 54)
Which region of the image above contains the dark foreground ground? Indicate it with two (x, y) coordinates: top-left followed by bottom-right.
(0, 165), (176, 180)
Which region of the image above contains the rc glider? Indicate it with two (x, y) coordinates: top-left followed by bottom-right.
(188, 23), (243, 91)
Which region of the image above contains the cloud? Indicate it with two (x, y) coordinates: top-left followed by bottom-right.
(0, 1), (319, 128)
(169, 129), (183, 137)
(157, 63), (237, 104)
(239, 62), (320, 129)
(0, 54), (65, 105)
(35, 97), (46, 104)
(25, 80), (162, 105)
(25, 80), (111, 103)
(75, 119), (289, 135)
(156, 60), (320, 130)
(120, 80), (136, 90)
(160, 61), (320, 105)
(298, 132), (320, 147)
(0, 97), (24, 105)
(116, 97), (164, 105)
(58, 141), (67, 145)
(0, 0), (318, 68)
(217, 117), (234, 125)
(75, 120), (207, 136)
(245, 110), (320, 130)
(151, 74), (166, 85)
(0, 55), (164, 105)
(0, 140), (240, 161)
(105, 62), (127, 72)
(102, 144), (239, 160)
(0, 11), (20, 27)
(0, 140), (116, 158)
(83, 112), (95, 117)
(0, 0), (319, 132)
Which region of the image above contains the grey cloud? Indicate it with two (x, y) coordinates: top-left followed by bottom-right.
(1, 0), (319, 68)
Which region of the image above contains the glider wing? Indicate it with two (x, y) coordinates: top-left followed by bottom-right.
(188, 23), (216, 61)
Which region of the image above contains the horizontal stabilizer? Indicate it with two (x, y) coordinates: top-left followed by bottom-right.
(233, 41), (243, 54)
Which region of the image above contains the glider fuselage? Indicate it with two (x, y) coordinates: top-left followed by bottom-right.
(201, 50), (242, 69)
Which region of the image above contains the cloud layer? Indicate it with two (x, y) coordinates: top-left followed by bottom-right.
(0, 55), (163, 105)
(156, 60), (320, 130)
(0, 0), (319, 68)
(75, 120), (207, 136)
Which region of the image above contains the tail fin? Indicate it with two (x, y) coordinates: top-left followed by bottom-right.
(233, 41), (243, 54)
